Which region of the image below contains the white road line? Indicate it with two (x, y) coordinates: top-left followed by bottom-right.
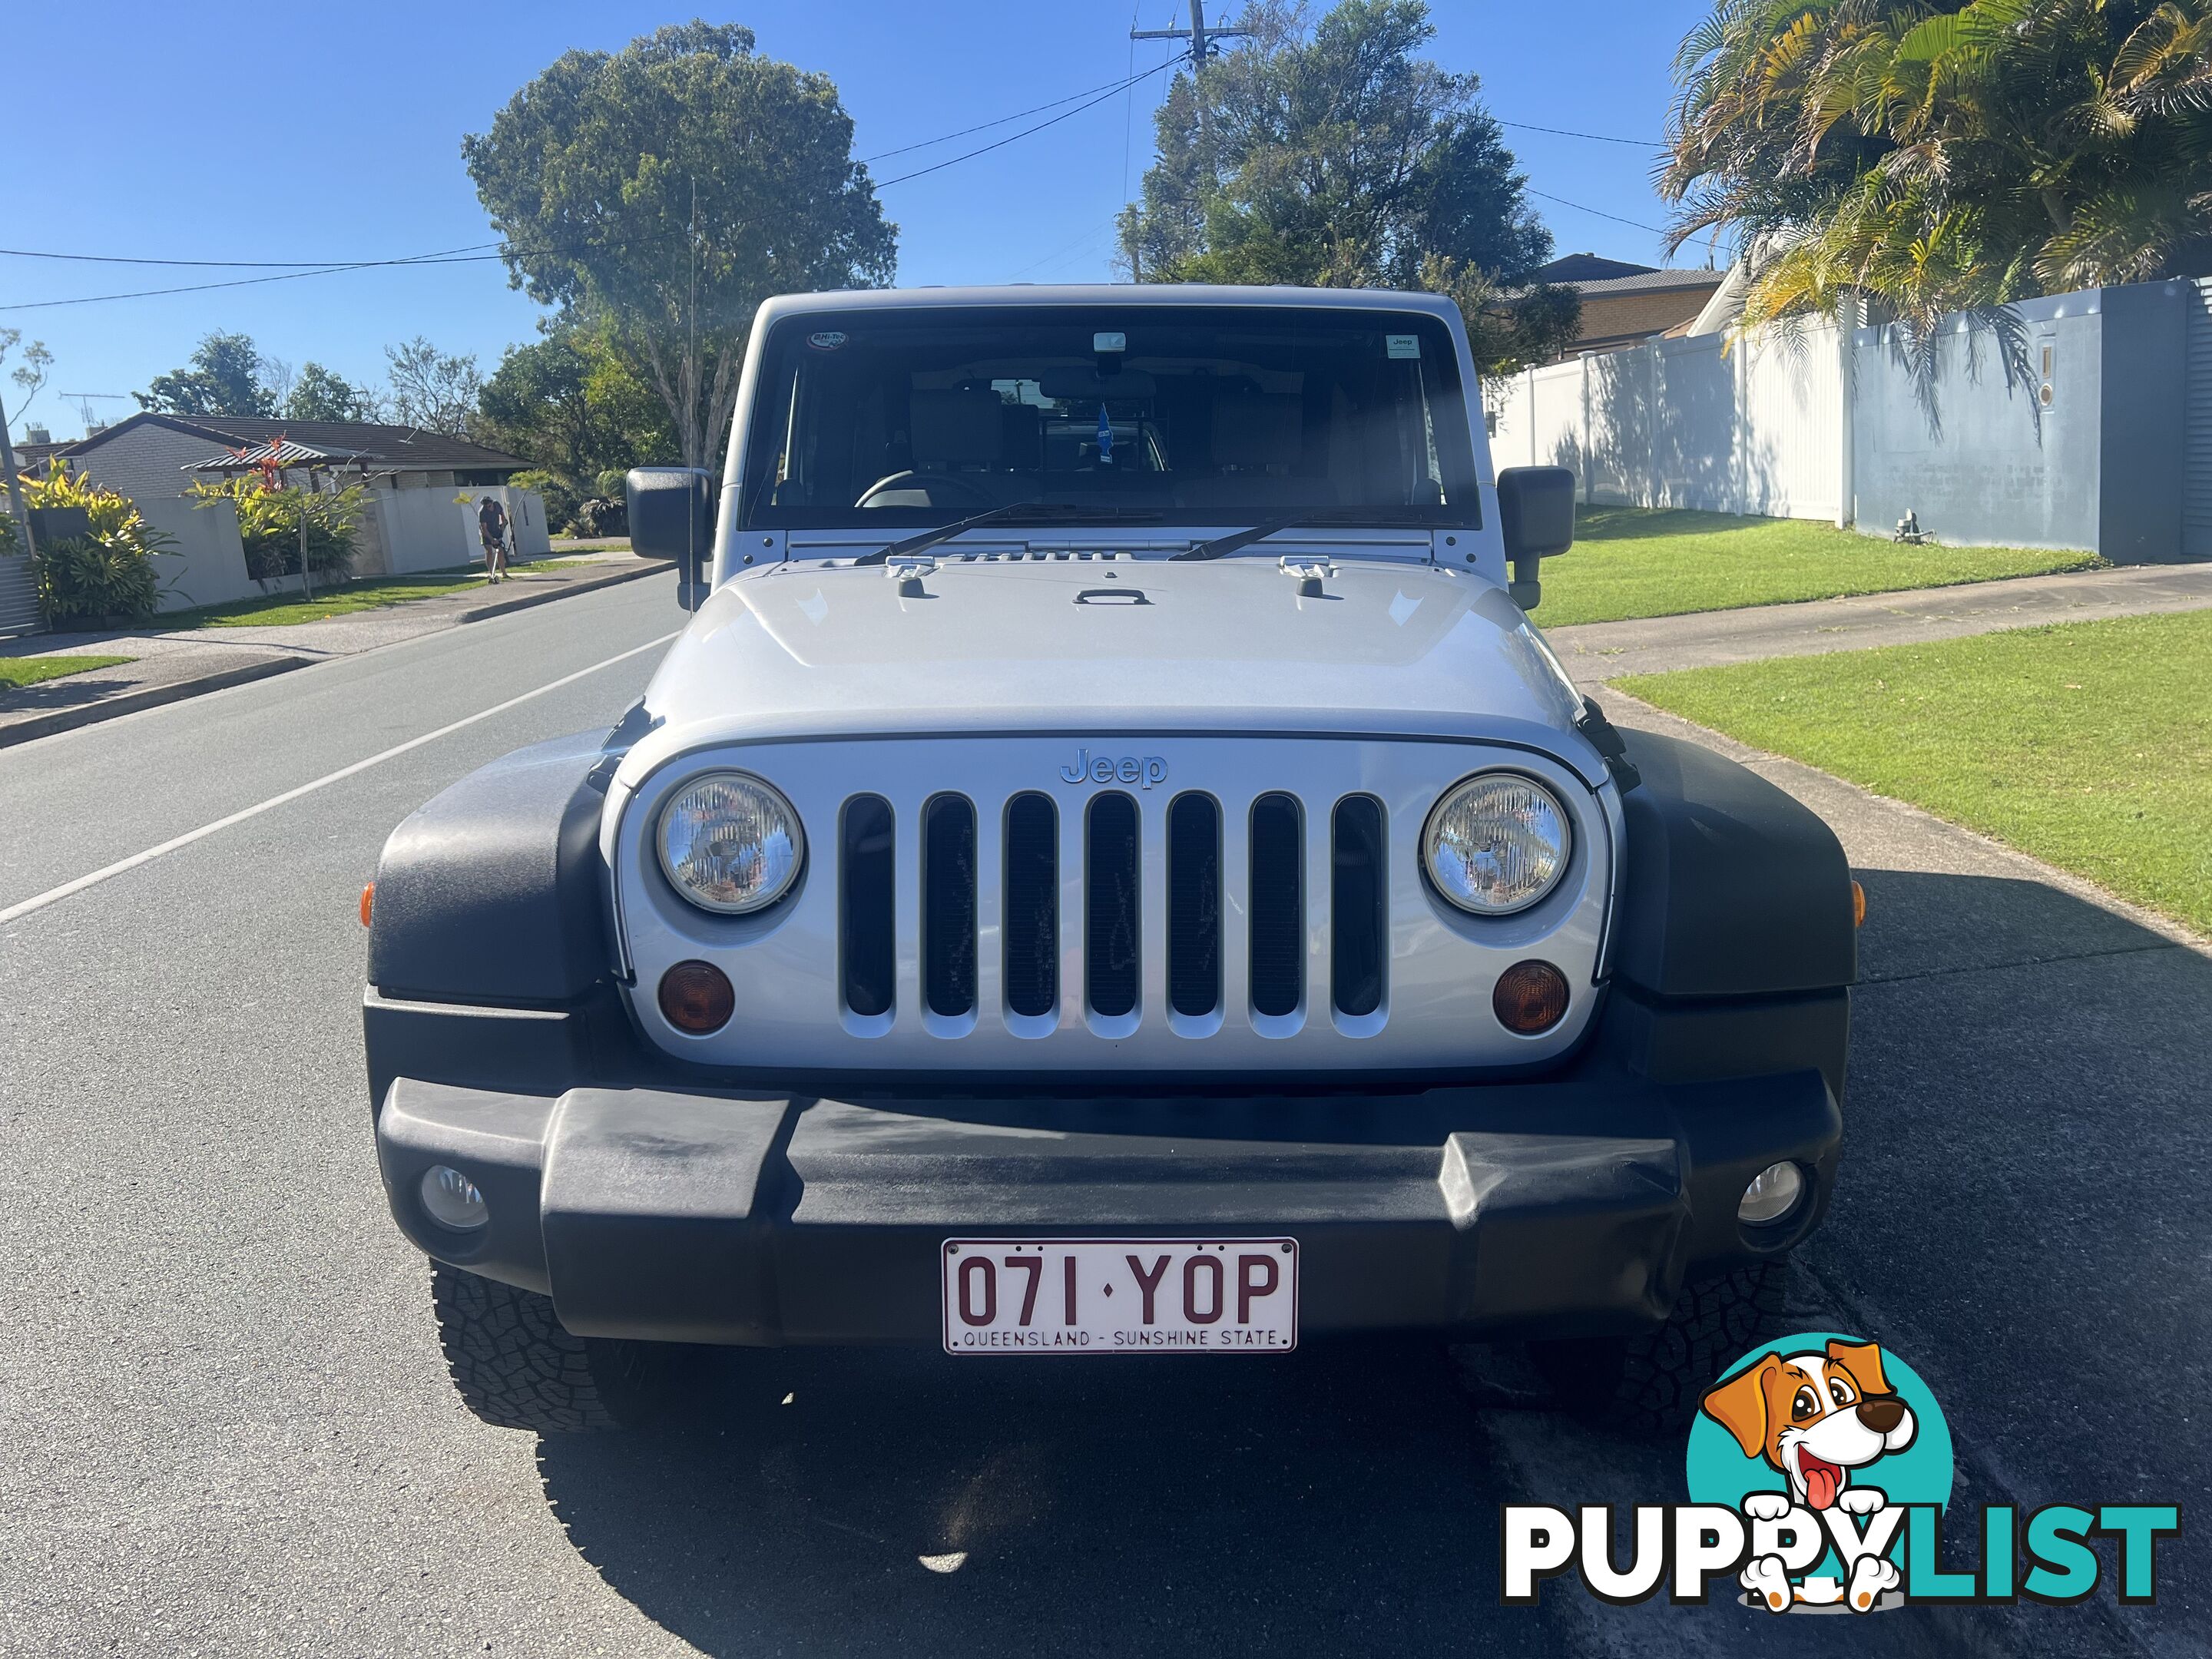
(0, 632), (677, 929)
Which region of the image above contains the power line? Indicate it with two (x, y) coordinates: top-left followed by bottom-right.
(1525, 189), (1671, 236)
(0, 241), (497, 270)
(0, 233), (679, 313)
(0, 250), (515, 313)
(874, 53), (1189, 189)
(1005, 220), (1124, 280)
(860, 71), (1166, 164)
(1498, 118), (1664, 149)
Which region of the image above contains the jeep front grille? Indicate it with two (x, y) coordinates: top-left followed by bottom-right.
(1330, 796), (1387, 1018)
(922, 794), (977, 1017)
(839, 795), (896, 1018)
(1165, 793), (1220, 1017)
(1002, 792), (1058, 1018)
(622, 735), (1613, 1072)
(1247, 793), (1303, 1018)
(839, 786), (1392, 1025)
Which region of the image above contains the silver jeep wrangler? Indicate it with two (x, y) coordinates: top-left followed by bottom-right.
(365, 286), (1853, 1433)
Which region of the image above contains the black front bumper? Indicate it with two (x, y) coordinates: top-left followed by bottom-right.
(369, 997), (1842, 1346)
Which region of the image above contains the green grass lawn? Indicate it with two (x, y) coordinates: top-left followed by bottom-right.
(174, 561), (587, 629)
(1619, 609), (2212, 935)
(1535, 505), (2103, 628)
(0, 654), (135, 690)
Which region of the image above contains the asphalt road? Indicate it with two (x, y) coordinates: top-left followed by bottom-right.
(1, 578), (2202, 1657)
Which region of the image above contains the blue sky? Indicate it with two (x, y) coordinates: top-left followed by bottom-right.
(3, 1), (1707, 440)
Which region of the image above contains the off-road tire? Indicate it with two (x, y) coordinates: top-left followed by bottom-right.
(1533, 1258), (1789, 1435)
(430, 1262), (679, 1432)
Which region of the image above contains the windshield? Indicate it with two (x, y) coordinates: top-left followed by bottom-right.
(738, 304), (1479, 529)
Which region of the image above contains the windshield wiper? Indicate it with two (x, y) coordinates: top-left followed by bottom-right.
(1171, 506), (1437, 562)
(852, 502), (1164, 566)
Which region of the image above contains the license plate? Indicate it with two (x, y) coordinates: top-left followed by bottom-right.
(941, 1238), (1298, 1355)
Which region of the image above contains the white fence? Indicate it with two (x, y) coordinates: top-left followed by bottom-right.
(140, 497), (260, 614)
(1492, 323), (1847, 525)
(1488, 279), (2207, 561)
(362, 485), (551, 576)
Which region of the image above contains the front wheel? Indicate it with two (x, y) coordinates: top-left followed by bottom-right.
(430, 1262), (686, 1432)
(1531, 1259), (1790, 1435)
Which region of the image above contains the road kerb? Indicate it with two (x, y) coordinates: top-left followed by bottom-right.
(0, 656), (308, 752)
(0, 558), (674, 750)
(456, 558), (672, 624)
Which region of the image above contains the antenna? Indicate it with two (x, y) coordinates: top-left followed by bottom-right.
(61, 391), (131, 434)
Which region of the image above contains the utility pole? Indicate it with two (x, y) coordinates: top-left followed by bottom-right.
(1131, 2), (1250, 61)
(1133, 3), (1250, 158)
(0, 390), (36, 569)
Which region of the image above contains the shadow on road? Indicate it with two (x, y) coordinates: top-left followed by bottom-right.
(0, 669), (144, 713)
(537, 1339), (1570, 1658)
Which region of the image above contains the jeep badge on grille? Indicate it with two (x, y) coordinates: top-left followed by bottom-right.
(1060, 749), (1169, 790)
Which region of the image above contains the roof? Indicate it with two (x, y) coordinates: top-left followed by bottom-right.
(51, 411), (529, 472)
(1532, 253), (1657, 284)
(1568, 269), (1726, 298)
(184, 438), (377, 472)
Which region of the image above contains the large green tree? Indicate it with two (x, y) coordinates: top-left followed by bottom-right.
(137, 332), (276, 417)
(282, 362), (381, 424)
(463, 21), (897, 468)
(1662, 0), (2212, 370)
(1117, 0), (1578, 371)
(475, 325), (676, 482)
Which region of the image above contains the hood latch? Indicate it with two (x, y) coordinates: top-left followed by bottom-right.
(885, 553), (938, 597)
(1279, 555), (1336, 598)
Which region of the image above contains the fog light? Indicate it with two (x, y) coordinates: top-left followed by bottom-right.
(659, 959), (735, 1034)
(1492, 960), (1569, 1035)
(419, 1164), (488, 1231)
(1739, 1161), (1806, 1227)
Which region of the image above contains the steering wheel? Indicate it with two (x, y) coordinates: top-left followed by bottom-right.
(854, 470), (999, 512)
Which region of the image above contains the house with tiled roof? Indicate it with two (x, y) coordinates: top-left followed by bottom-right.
(31, 411), (531, 501)
(1526, 255), (1728, 361)
(20, 412), (548, 586)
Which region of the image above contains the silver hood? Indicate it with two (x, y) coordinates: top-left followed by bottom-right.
(621, 556), (1599, 786)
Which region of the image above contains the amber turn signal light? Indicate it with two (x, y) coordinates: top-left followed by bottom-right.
(1851, 879), (1866, 928)
(359, 882), (374, 928)
(1492, 960), (1569, 1035)
(658, 959), (736, 1034)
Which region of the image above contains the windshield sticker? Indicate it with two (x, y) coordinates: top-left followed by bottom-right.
(1386, 334), (1422, 359)
(1092, 331), (1128, 353)
(806, 330), (848, 352)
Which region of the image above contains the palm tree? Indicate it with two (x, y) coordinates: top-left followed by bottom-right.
(1661, 0), (2212, 380)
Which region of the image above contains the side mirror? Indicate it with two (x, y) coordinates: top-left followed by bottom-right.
(1496, 465), (1575, 611)
(626, 467), (716, 611)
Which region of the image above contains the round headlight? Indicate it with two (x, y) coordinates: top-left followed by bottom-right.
(657, 772), (804, 914)
(1422, 773), (1571, 916)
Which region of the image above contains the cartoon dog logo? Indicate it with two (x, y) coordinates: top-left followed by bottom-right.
(1700, 1339), (1919, 1612)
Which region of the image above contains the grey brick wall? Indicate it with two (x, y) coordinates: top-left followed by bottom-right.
(65, 424), (230, 500)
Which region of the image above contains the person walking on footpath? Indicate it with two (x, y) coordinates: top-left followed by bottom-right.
(476, 494), (512, 584)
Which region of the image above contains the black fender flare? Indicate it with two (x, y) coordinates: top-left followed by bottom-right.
(1608, 727), (1856, 999)
(367, 730), (616, 1005)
